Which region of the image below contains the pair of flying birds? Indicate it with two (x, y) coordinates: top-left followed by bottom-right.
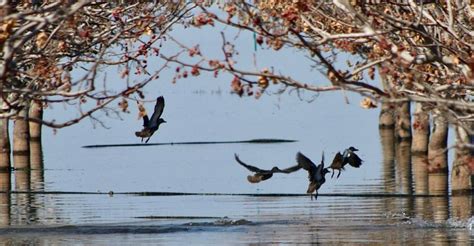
(235, 147), (363, 200)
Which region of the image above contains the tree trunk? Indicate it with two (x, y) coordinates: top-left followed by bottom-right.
(380, 128), (396, 193)
(451, 125), (473, 195)
(412, 155), (428, 195)
(29, 100), (43, 170)
(395, 101), (412, 141)
(428, 111), (448, 174)
(379, 102), (395, 129)
(411, 102), (430, 155)
(0, 118), (10, 170)
(378, 65), (395, 129)
(395, 141), (413, 194)
(13, 106), (30, 170)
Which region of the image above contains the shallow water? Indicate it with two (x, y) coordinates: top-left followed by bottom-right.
(2, 87), (470, 244)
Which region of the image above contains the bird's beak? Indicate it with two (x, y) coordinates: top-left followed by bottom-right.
(163, 120), (167, 123)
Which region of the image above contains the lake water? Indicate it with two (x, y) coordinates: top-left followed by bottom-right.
(0, 87), (472, 245)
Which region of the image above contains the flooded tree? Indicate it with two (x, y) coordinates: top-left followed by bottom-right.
(163, 2), (474, 194)
(0, 1), (194, 170)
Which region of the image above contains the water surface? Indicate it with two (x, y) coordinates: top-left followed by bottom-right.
(1, 86), (470, 244)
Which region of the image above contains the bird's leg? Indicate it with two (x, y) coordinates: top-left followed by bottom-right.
(310, 193), (313, 201)
(337, 170), (342, 178)
(331, 170), (335, 178)
(314, 191), (318, 201)
(145, 137), (151, 143)
(140, 137), (144, 143)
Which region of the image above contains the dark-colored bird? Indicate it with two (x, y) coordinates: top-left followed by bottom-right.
(329, 152), (345, 179)
(234, 154), (301, 183)
(297, 152), (330, 200)
(329, 146), (363, 178)
(135, 96), (166, 143)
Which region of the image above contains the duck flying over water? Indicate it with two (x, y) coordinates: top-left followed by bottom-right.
(329, 146), (363, 178)
(297, 152), (330, 200)
(234, 154), (301, 183)
(329, 152), (344, 179)
(135, 96), (166, 143)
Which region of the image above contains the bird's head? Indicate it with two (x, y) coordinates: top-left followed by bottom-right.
(322, 168), (330, 175)
(158, 118), (167, 124)
(271, 167), (281, 172)
(348, 146), (358, 152)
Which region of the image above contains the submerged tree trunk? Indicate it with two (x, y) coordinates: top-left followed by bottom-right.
(380, 128), (396, 193)
(411, 102), (430, 155)
(379, 102), (395, 129)
(395, 101), (412, 142)
(13, 106), (30, 170)
(428, 110), (448, 195)
(0, 118), (10, 170)
(412, 155), (428, 195)
(451, 125), (473, 195)
(395, 141), (413, 194)
(29, 100), (43, 170)
(428, 111), (448, 174)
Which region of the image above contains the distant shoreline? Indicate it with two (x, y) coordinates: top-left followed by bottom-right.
(82, 138), (298, 148)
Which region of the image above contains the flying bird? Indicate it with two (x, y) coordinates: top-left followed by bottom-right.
(342, 146), (363, 168)
(329, 152), (345, 179)
(329, 146), (363, 178)
(296, 152), (330, 200)
(135, 96), (166, 143)
(234, 154), (301, 183)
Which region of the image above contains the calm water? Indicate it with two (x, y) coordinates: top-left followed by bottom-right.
(1, 88), (471, 245)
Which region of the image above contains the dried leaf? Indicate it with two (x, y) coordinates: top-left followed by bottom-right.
(137, 101), (147, 119)
(360, 97), (377, 109)
(36, 32), (48, 48)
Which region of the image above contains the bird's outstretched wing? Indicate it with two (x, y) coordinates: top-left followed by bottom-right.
(347, 153), (363, 168)
(277, 164), (302, 174)
(234, 154), (268, 173)
(315, 152), (325, 180)
(296, 152), (316, 177)
(149, 96), (165, 127)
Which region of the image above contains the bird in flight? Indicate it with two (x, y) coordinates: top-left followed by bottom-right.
(135, 96), (166, 143)
(296, 152), (330, 200)
(328, 146), (363, 178)
(234, 154), (301, 183)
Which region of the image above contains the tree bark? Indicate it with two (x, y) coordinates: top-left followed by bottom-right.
(395, 101), (412, 141)
(451, 125), (473, 195)
(13, 106), (30, 170)
(0, 118), (10, 170)
(411, 102), (430, 155)
(378, 67), (395, 129)
(379, 102), (395, 129)
(29, 100), (43, 170)
(428, 111), (448, 174)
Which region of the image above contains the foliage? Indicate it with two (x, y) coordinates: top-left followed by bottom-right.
(0, 0), (193, 128)
(164, 0), (473, 147)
